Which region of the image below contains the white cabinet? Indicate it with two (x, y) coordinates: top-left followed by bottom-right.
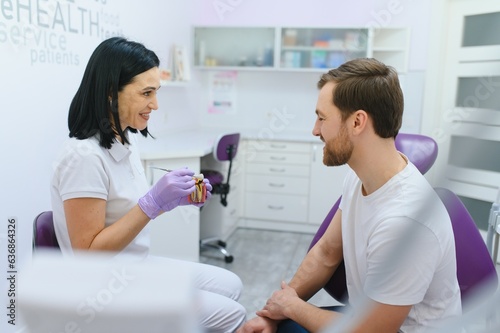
(241, 139), (349, 233)
(371, 28), (410, 74)
(194, 27), (276, 68)
(142, 157), (201, 262)
(243, 140), (310, 226)
(279, 27), (369, 70)
(193, 26), (410, 73)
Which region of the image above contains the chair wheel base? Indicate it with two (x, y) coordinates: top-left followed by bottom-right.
(200, 238), (234, 263)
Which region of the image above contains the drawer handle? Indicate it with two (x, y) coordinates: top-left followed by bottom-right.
(269, 168), (286, 173)
(267, 205), (284, 210)
(268, 183), (285, 188)
(270, 144), (287, 149)
(270, 156), (286, 161)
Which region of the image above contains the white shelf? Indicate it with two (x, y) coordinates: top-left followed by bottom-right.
(281, 46), (365, 52)
(194, 66), (276, 71)
(193, 26), (409, 73)
(373, 47), (407, 52)
(193, 66), (328, 73)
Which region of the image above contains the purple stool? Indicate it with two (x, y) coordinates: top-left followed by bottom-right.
(200, 133), (240, 263)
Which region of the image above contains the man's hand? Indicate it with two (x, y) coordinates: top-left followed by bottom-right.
(257, 281), (300, 321)
(236, 316), (278, 333)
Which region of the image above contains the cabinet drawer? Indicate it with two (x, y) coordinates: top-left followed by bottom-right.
(247, 140), (310, 153)
(246, 162), (309, 177)
(251, 151), (309, 165)
(244, 193), (308, 223)
(245, 174), (309, 195)
(264, 141), (310, 153)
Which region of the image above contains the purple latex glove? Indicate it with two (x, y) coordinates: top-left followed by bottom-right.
(138, 168), (197, 219)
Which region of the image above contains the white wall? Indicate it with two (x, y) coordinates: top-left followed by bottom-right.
(191, 0), (432, 135)
(0, 1), (194, 331)
(0, 1), (433, 331)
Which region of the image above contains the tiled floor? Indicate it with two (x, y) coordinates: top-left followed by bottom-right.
(199, 228), (341, 319)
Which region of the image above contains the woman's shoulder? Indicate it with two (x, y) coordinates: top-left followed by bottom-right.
(63, 136), (102, 152)
(54, 136), (104, 165)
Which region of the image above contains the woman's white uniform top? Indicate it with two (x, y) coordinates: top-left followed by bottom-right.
(51, 133), (150, 260)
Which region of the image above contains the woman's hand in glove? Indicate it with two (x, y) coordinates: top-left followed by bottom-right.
(138, 168), (196, 219)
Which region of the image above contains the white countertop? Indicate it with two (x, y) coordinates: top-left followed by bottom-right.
(138, 127), (321, 160)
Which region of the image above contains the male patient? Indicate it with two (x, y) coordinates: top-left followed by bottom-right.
(237, 58), (461, 333)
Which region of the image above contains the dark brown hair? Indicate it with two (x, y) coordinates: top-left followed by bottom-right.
(317, 58), (403, 138)
(68, 37), (160, 149)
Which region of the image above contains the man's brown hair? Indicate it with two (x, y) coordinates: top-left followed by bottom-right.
(318, 58), (403, 138)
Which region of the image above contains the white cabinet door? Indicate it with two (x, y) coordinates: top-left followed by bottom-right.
(427, 0), (500, 229)
(307, 143), (349, 225)
(144, 157), (201, 262)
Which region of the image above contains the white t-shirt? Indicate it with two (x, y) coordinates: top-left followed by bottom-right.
(51, 133), (150, 260)
(339, 159), (461, 332)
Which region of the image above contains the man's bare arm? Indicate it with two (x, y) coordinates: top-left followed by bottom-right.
(289, 208), (344, 300)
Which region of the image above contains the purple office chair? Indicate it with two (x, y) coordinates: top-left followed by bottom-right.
(308, 133), (439, 303)
(200, 133), (240, 263)
(32, 211), (60, 251)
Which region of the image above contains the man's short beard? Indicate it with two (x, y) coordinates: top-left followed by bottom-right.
(323, 125), (353, 166)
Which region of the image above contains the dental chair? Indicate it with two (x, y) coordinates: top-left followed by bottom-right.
(435, 187), (498, 304)
(200, 133), (240, 263)
(486, 189), (500, 266)
(308, 133), (440, 303)
(308, 133), (497, 306)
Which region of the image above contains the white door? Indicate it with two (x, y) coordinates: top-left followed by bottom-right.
(431, 0), (500, 229)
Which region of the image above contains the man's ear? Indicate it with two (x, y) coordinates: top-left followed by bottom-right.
(352, 110), (369, 135)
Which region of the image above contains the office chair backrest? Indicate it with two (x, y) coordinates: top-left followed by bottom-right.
(209, 133), (240, 206)
(309, 133), (439, 302)
(435, 187), (498, 302)
(213, 133), (240, 162)
(33, 211), (60, 250)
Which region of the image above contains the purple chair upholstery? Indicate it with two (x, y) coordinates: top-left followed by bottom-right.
(308, 133), (439, 303)
(200, 133), (240, 263)
(435, 187), (498, 302)
(308, 196), (346, 302)
(395, 133), (438, 175)
(33, 211), (60, 250)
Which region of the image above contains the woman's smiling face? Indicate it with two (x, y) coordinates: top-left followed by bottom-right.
(117, 66), (161, 131)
